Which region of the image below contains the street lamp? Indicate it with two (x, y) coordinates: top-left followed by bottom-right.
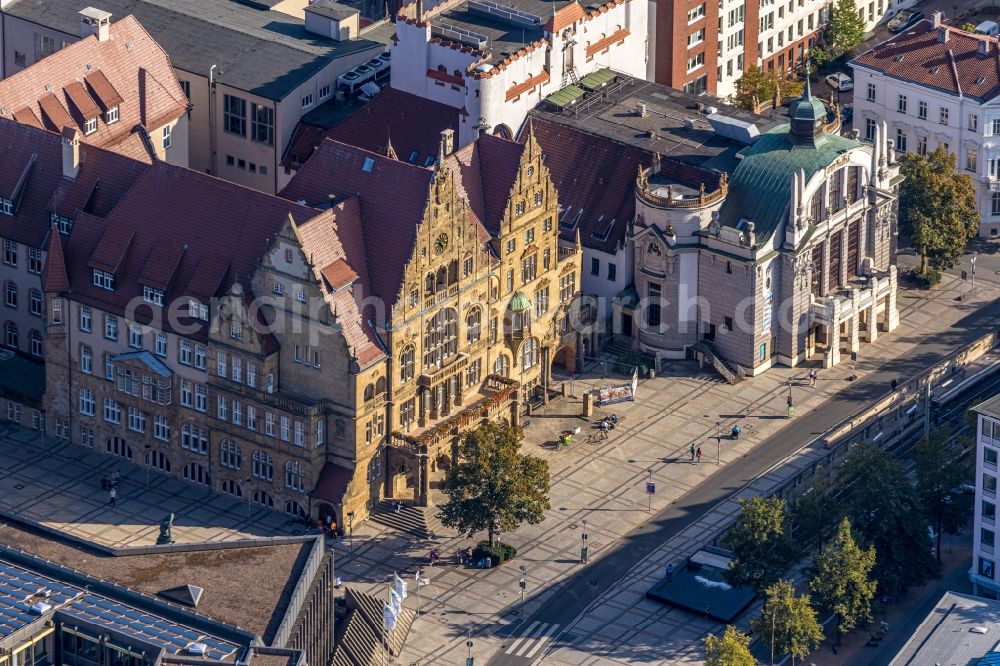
(972, 252), (978, 298)
(518, 565), (527, 616)
(347, 511), (355, 554)
(580, 520), (589, 563)
(787, 380), (794, 418)
(716, 420), (722, 466)
(466, 630), (474, 666)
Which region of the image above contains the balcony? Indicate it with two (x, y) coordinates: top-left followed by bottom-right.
(390, 375), (519, 452)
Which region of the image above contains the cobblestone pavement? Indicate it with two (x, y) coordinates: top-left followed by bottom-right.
(332, 259), (1000, 666)
(0, 426), (308, 548)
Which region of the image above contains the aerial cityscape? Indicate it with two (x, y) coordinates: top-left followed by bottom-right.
(0, 0), (996, 663)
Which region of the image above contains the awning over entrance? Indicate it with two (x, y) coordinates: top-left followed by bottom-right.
(312, 462), (353, 504)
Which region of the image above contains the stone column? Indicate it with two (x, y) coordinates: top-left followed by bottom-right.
(886, 267), (900, 332)
(417, 446), (430, 507)
(867, 276), (880, 343)
(418, 388), (427, 427)
(820, 240), (830, 296)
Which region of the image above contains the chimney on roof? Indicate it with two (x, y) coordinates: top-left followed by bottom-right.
(416, 0), (423, 21)
(440, 128), (455, 157)
(61, 127), (80, 180)
(931, 10), (942, 27)
(980, 39), (991, 55)
(938, 26), (949, 42)
(79, 7), (112, 42)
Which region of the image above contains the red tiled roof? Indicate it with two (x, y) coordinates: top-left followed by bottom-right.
(321, 258), (358, 290)
(0, 15), (187, 152)
(544, 2), (586, 33)
(506, 70), (550, 101)
(426, 68), (464, 87)
(525, 118), (649, 253)
(447, 134), (524, 235)
(63, 81), (101, 120)
(0, 118), (148, 250)
(311, 462), (354, 504)
(11, 107), (42, 129)
(283, 89), (460, 170)
(586, 28), (629, 58)
(852, 20), (1000, 101)
(41, 225), (70, 293)
(280, 139), (436, 308)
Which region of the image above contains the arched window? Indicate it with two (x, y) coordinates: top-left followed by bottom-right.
(29, 330), (42, 357)
(436, 267), (447, 290)
(253, 489), (274, 507)
(364, 384), (375, 401)
(5, 322), (17, 349)
(220, 439), (242, 469)
(144, 449), (170, 471)
(221, 479), (243, 497)
(466, 307), (481, 343)
(253, 449), (273, 480)
(286, 500), (307, 518)
(423, 308), (458, 369)
(494, 354), (510, 377)
(437, 64), (447, 72)
(453, 69), (462, 78)
(400, 346), (415, 383)
(493, 124), (513, 140)
(448, 260), (459, 284)
(183, 462), (211, 486)
(521, 337), (539, 371)
(375, 376), (387, 395)
(425, 273), (434, 294)
(285, 460), (305, 491)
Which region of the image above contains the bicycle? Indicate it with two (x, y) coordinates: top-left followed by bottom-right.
(588, 431), (609, 443)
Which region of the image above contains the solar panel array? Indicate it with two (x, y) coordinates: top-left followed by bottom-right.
(0, 561), (240, 661)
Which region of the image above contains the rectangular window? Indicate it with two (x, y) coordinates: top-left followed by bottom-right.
(103, 398), (120, 424)
(688, 28), (705, 46)
(93, 269), (115, 290)
(3, 240), (16, 267)
(84, 117), (97, 135)
(79, 388), (95, 416)
(180, 378), (193, 407)
(320, 84), (331, 99)
(301, 94), (314, 109)
(897, 94), (906, 114)
(105, 105), (119, 124)
(940, 107), (949, 125)
(232, 356), (242, 383)
(216, 351), (227, 377)
(865, 118), (876, 141)
(985, 500), (997, 521)
(154, 415), (170, 441)
(79, 305), (92, 332)
(686, 52), (705, 71)
(987, 447), (998, 466)
(232, 400), (242, 425)
(194, 344), (206, 370)
(128, 322), (142, 349)
(247, 405), (257, 431)
(992, 192), (1000, 216)
(28, 248), (42, 273)
(866, 82), (876, 101)
(127, 407), (146, 433)
(81, 344), (92, 374)
(195, 384), (206, 412)
(895, 128), (907, 153)
(280, 416), (290, 441)
(970, 113), (980, 131)
(179, 339), (192, 365)
(986, 473), (998, 493)
(161, 124), (171, 150)
(143, 285), (164, 306)
(224, 94), (247, 136)
(155, 332), (167, 357)
(591, 257), (600, 276)
(104, 314), (117, 341)
(984, 528), (996, 547)
(251, 103), (275, 145)
(687, 3), (706, 21)
(247, 362), (257, 387)
(917, 100), (927, 119)
(916, 135), (927, 156)
(217, 394), (228, 420)
(647, 283), (662, 328)
(295, 421), (304, 446)
(266, 412), (275, 437)
(105, 354), (114, 380)
(608, 263), (617, 281)
(981, 557), (996, 579)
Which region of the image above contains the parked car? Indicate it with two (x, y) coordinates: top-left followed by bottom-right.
(888, 8), (924, 32)
(825, 72), (854, 92)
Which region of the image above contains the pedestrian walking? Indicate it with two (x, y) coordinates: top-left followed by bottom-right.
(689, 442), (696, 462)
(665, 563), (675, 581)
(891, 378), (898, 392)
(809, 369), (817, 387)
(108, 487), (117, 507)
(695, 447), (702, 464)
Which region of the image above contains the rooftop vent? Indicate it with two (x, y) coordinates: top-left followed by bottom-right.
(980, 39), (991, 55)
(30, 601), (52, 615)
(931, 66), (940, 74)
(362, 156), (375, 172)
(44, 84), (52, 92)
(124, 41), (133, 50)
(704, 106), (719, 114)
(894, 54), (904, 61)
(158, 584), (204, 608)
(85, 63), (93, 71)
(971, 626), (990, 634)
(188, 644), (208, 656)
(977, 75), (988, 84)
(636, 102), (646, 117)
(938, 26), (949, 42)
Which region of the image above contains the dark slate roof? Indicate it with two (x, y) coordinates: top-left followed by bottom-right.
(852, 19), (1000, 102)
(717, 126), (860, 242)
(305, 0), (359, 20)
(3, 0), (385, 100)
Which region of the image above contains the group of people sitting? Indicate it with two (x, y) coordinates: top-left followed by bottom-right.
(598, 414), (620, 432)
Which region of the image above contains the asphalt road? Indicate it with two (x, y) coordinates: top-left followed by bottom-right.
(488, 296), (1000, 666)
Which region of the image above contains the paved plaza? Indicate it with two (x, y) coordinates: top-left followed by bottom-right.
(0, 425), (307, 549)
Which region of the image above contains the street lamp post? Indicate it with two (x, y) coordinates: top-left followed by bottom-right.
(787, 380), (794, 418)
(580, 520), (589, 563)
(972, 252), (978, 298)
(647, 469), (653, 512)
(347, 511), (355, 554)
(466, 630), (474, 666)
(716, 420), (722, 466)
(518, 565), (527, 616)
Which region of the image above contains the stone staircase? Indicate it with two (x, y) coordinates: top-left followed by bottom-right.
(692, 341), (746, 385)
(368, 500), (449, 540)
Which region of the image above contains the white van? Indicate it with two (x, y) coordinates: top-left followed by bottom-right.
(975, 20), (999, 36)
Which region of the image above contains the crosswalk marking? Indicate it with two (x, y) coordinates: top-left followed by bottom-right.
(504, 621), (561, 658)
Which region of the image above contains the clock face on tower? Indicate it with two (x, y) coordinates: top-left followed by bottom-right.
(435, 233), (449, 254)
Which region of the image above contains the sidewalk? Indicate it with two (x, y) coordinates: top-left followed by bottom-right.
(328, 267), (1000, 665)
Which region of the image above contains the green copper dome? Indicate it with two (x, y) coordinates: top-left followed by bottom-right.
(788, 66), (827, 148)
(509, 291), (532, 312)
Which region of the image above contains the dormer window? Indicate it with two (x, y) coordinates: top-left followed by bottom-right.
(84, 117), (98, 135)
(230, 323), (242, 340)
(143, 285), (164, 306)
(105, 106), (119, 124)
(187, 298), (208, 320)
(93, 269), (115, 290)
(0, 198), (12, 216)
(50, 213), (72, 234)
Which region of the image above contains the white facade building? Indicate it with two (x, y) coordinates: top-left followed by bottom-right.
(391, 0), (648, 146)
(852, 14), (1000, 237)
(971, 394), (1000, 598)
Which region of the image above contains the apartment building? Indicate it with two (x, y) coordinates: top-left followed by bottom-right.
(0, 10), (188, 165)
(971, 393), (1000, 598)
(0, 0), (389, 194)
(655, 0), (826, 98)
(281, 129), (582, 508)
(852, 14), (1000, 236)
(391, 0), (648, 146)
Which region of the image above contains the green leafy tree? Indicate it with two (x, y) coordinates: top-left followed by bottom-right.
(914, 427), (974, 561)
(827, 0), (865, 55)
(437, 422), (550, 546)
(837, 442), (939, 598)
(809, 518), (877, 644)
(734, 67), (804, 111)
(899, 148), (978, 273)
(790, 470), (839, 552)
(751, 580), (824, 665)
(724, 497), (795, 594)
(704, 625), (757, 666)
